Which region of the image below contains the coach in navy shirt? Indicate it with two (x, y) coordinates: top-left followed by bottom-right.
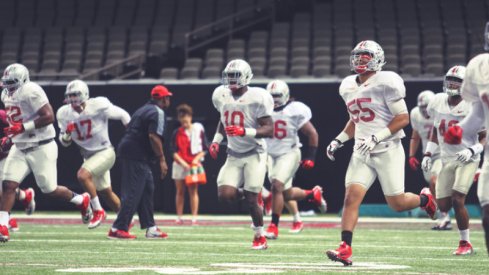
(108, 85), (171, 239)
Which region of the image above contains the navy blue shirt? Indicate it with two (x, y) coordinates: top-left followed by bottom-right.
(118, 100), (165, 161)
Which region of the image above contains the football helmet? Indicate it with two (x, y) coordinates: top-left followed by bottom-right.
(417, 90), (435, 118)
(443, 65), (465, 97)
(221, 59), (253, 90)
(65, 79), (89, 106)
(350, 40), (386, 74)
(267, 79), (290, 108)
(1, 63), (30, 94)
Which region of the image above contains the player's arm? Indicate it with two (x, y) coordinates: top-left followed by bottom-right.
(34, 103), (55, 128)
(255, 116), (273, 138)
(326, 119), (355, 161)
(299, 121), (318, 169)
(56, 109), (72, 147)
(455, 130), (487, 163)
(421, 126), (439, 172)
(386, 99), (409, 135)
(209, 121), (225, 160)
(107, 105), (131, 127)
(408, 129), (422, 170)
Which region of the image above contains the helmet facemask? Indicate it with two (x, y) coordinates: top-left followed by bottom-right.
(443, 76), (463, 97)
(65, 80), (89, 107)
(350, 51), (375, 74)
(222, 71), (245, 91)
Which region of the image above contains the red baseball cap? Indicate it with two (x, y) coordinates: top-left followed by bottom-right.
(151, 85), (173, 99)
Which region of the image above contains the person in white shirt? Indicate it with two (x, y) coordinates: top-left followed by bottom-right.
(209, 59), (274, 250)
(57, 80), (130, 229)
(325, 41), (437, 265)
(0, 64), (91, 242)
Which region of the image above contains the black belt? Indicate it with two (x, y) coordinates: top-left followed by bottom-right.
(20, 138), (54, 153)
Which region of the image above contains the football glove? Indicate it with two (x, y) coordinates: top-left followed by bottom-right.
(225, 125), (246, 137)
(301, 159), (315, 170)
(66, 122), (76, 135)
(209, 142), (220, 160)
(408, 156), (420, 171)
(326, 139), (343, 161)
(456, 148), (474, 163)
(444, 125), (463, 145)
(421, 155), (432, 172)
(4, 122), (24, 138)
(356, 135), (379, 155)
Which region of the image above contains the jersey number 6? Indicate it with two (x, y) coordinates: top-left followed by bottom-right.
(346, 98), (375, 123)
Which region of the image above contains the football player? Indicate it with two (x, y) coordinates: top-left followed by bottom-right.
(325, 41), (437, 265)
(409, 90), (451, 230)
(0, 64), (91, 242)
(0, 109), (36, 232)
(209, 59), (274, 250)
(423, 66), (485, 255)
(263, 79), (327, 240)
(444, 22), (489, 256)
(57, 80), (130, 229)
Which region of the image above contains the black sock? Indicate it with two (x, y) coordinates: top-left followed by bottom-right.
(271, 213), (280, 226)
(341, 230), (353, 246)
(420, 194), (428, 207)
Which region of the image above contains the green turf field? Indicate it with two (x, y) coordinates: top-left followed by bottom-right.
(1, 215), (488, 274)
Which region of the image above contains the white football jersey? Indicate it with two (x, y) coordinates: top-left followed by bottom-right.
(212, 85), (274, 153)
(427, 93), (479, 162)
(339, 71), (406, 152)
(266, 101), (312, 158)
(57, 97), (123, 152)
(1, 82), (55, 148)
(410, 106), (440, 159)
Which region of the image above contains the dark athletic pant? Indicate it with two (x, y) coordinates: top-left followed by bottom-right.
(112, 158), (155, 231)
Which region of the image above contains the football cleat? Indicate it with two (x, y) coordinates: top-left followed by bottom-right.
(265, 223), (278, 239)
(88, 209), (106, 229)
(0, 225), (9, 242)
(22, 188), (36, 215)
(289, 221), (304, 233)
(420, 188), (437, 220)
(175, 218), (183, 225)
(263, 194), (272, 216)
(453, 240), (474, 255)
(107, 229), (136, 240)
(78, 193), (93, 224)
(431, 220), (452, 231)
(326, 241), (353, 266)
(251, 235), (268, 250)
(8, 218), (19, 232)
(309, 186), (327, 213)
(145, 227), (168, 239)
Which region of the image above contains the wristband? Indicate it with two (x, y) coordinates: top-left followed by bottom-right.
(425, 141), (439, 155)
(305, 146), (318, 160)
(61, 132), (72, 142)
(335, 131), (350, 144)
(470, 143), (484, 155)
(23, 121), (35, 132)
(374, 127), (392, 142)
(245, 128), (257, 137)
(212, 133), (224, 144)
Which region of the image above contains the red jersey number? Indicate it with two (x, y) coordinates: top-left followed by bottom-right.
(346, 98), (375, 123)
(438, 119), (458, 136)
(274, 120), (287, 139)
(73, 119), (93, 140)
(5, 106), (22, 124)
(224, 110), (244, 127)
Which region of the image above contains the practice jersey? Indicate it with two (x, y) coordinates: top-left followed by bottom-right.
(339, 71), (406, 152)
(410, 106), (440, 159)
(266, 101), (311, 158)
(427, 93), (480, 162)
(57, 97), (130, 152)
(212, 85), (274, 153)
(1, 82), (55, 147)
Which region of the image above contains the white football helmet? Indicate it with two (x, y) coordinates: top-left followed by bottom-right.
(1, 63), (30, 94)
(443, 65), (465, 96)
(267, 79), (290, 108)
(417, 90), (435, 118)
(221, 59), (253, 90)
(350, 40), (386, 74)
(65, 79), (89, 106)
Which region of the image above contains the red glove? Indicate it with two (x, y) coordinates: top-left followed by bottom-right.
(209, 142), (220, 160)
(301, 159), (315, 170)
(0, 136), (11, 152)
(225, 125), (246, 137)
(444, 125), (463, 145)
(408, 156), (420, 171)
(66, 122), (76, 134)
(4, 122), (24, 138)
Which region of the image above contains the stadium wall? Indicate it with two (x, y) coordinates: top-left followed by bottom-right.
(19, 80), (480, 214)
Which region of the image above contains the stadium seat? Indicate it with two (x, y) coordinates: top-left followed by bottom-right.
(160, 67), (179, 79)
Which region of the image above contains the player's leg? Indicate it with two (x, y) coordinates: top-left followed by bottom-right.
(326, 153), (375, 266)
(477, 161), (489, 255)
(217, 155), (244, 203)
(284, 200), (303, 233)
(261, 186), (272, 216)
(450, 162), (478, 255)
(482, 205), (489, 255)
(187, 183), (199, 225)
(88, 172), (117, 229)
(430, 159), (451, 230)
(15, 187), (35, 215)
(244, 152), (268, 250)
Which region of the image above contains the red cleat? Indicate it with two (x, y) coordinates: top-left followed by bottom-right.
(453, 240), (474, 255)
(78, 193), (93, 224)
(265, 223), (278, 239)
(8, 218), (19, 232)
(145, 227), (168, 239)
(251, 235), (268, 250)
(420, 187), (437, 220)
(107, 229), (136, 240)
(88, 209), (106, 229)
(0, 224), (9, 242)
(326, 241), (352, 266)
(289, 221), (304, 233)
(263, 194), (272, 216)
(22, 188), (36, 215)
(309, 186), (328, 213)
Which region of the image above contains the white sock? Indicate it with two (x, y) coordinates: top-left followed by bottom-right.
(17, 189), (26, 200)
(90, 196), (102, 211)
(111, 227), (118, 232)
(459, 229), (470, 242)
(0, 211), (9, 226)
(443, 212), (450, 222)
(70, 193), (84, 205)
(253, 225), (264, 237)
(293, 213), (301, 222)
(261, 187), (270, 198)
(148, 225), (158, 232)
